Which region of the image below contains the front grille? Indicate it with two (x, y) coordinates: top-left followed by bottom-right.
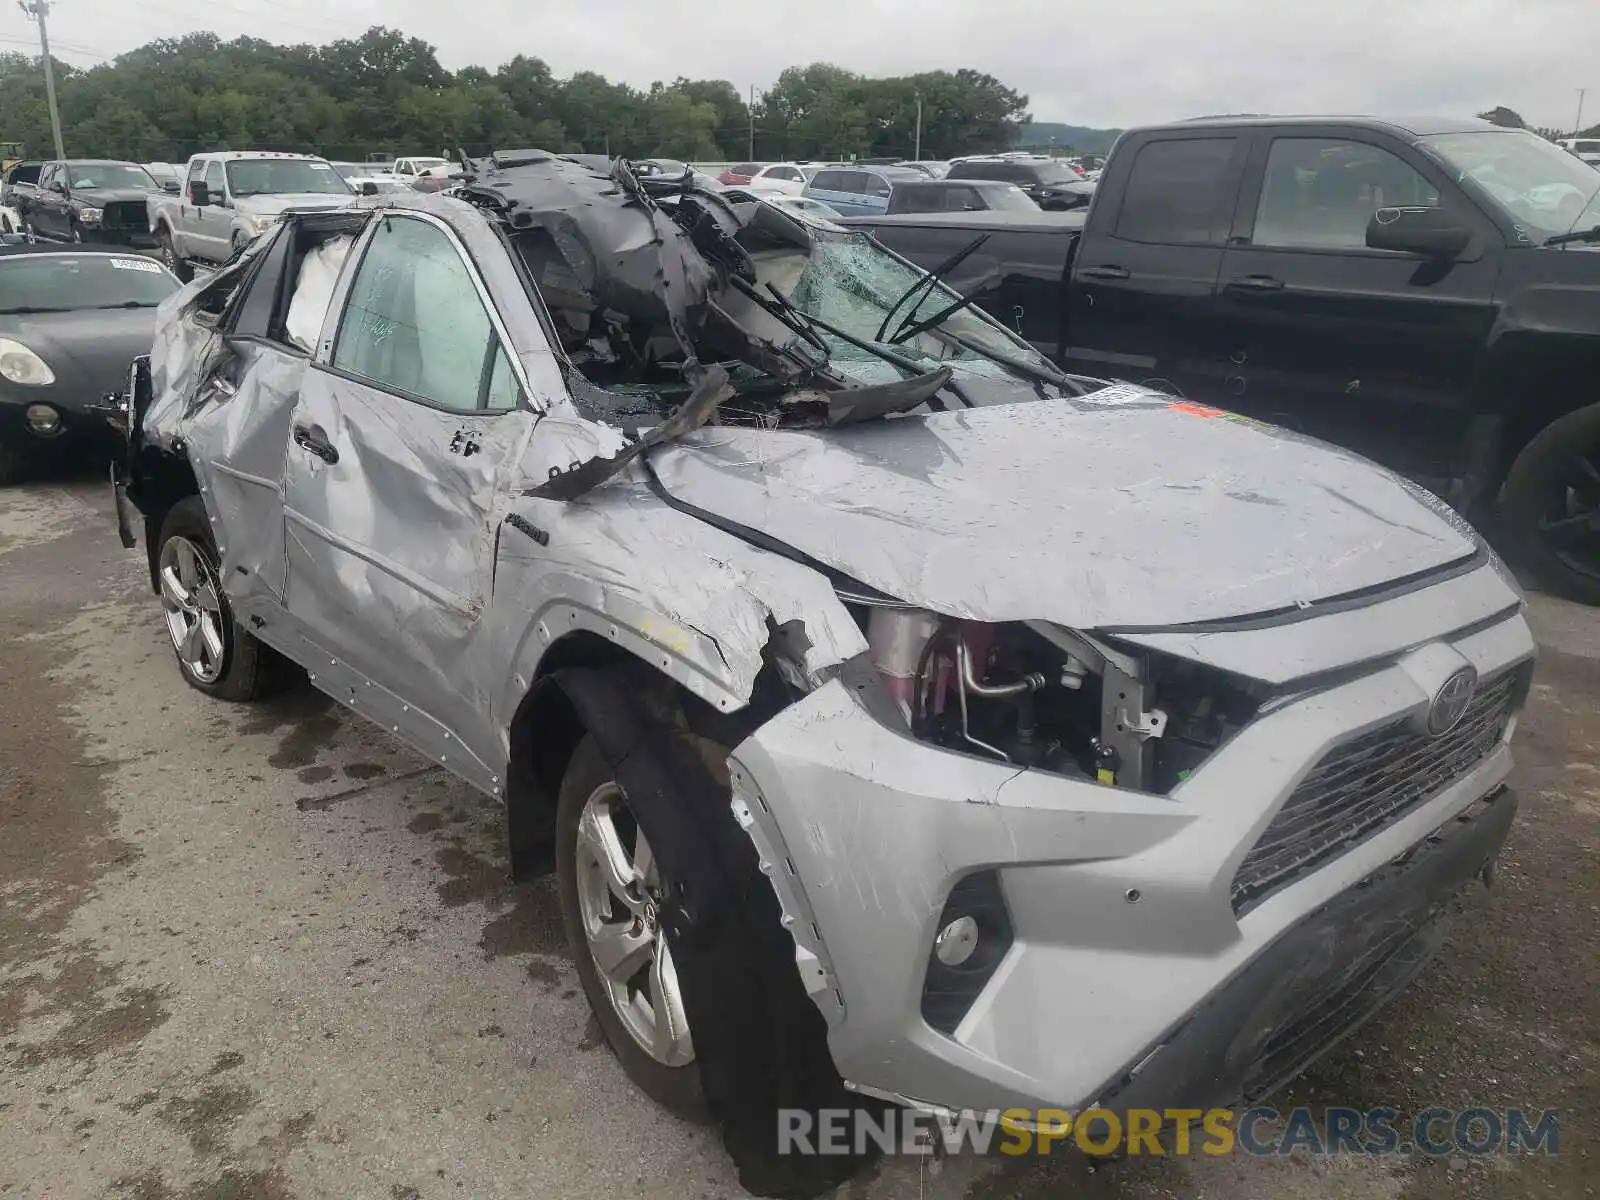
(1231, 666), (1525, 913)
(100, 201), (146, 231)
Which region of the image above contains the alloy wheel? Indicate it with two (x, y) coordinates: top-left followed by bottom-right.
(158, 535), (227, 684)
(572, 781), (694, 1067)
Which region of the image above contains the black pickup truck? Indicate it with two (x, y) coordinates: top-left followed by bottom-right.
(844, 115), (1600, 604)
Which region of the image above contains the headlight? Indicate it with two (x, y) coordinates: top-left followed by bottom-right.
(78, 206), (103, 227)
(25, 403), (62, 435)
(0, 337), (55, 386)
(243, 213), (277, 235)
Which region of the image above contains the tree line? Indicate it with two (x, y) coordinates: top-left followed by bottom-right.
(0, 26), (1031, 165)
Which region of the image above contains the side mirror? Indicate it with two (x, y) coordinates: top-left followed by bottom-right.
(188, 182), (211, 207)
(1366, 206), (1471, 258)
(359, 180), (379, 196)
(51, 180), (68, 194)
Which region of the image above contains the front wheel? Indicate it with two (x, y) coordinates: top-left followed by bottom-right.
(557, 735), (705, 1117)
(1502, 403), (1600, 606)
(155, 497), (294, 700)
(158, 228), (191, 282)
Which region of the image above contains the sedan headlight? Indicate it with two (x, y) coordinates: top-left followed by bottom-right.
(0, 337), (55, 386)
(77, 206), (103, 227)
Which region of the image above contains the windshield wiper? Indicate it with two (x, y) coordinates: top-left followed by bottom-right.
(0, 305), (71, 314)
(1543, 224), (1600, 247)
(97, 300), (158, 309)
(873, 233), (990, 345)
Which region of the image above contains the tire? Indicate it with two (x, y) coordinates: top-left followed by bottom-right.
(158, 228), (191, 282)
(1501, 403), (1600, 606)
(549, 680), (868, 1196)
(556, 734), (706, 1118)
(154, 496), (294, 701)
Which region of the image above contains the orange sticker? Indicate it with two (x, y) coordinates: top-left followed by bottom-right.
(1168, 401), (1226, 418)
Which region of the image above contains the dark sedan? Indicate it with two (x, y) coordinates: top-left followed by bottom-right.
(0, 245), (179, 483)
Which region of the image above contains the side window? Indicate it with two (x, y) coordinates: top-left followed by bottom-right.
(332, 216), (518, 412)
(189, 159), (206, 180)
(1114, 137), (1237, 245)
(38, 163), (56, 189)
(946, 186), (982, 211)
(811, 170), (842, 191)
(1253, 137), (1440, 250)
(204, 160), (225, 197)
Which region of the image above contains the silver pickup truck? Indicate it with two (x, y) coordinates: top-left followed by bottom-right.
(147, 151), (355, 280)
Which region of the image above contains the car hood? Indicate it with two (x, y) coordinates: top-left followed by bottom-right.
(234, 193), (354, 217)
(72, 187), (158, 205)
(2, 308), (160, 410)
(646, 391), (1479, 629)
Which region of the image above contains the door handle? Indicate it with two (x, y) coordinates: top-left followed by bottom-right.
(292, 423), (339, 465)
(1226, 275), (1284, 292)
(1080, 265), (1130, 280)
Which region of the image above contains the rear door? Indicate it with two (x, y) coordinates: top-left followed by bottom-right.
(1213, 128), (1501, 457)
(280, 209), (535, 776)
(1064, 134), (1248, 397)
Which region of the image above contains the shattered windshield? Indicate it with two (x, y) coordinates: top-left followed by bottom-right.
(764, 226), (1057, 381)
(1420, 130), (1600, 242)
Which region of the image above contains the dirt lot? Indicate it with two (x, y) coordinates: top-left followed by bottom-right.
(2, 476), (1597, 1200)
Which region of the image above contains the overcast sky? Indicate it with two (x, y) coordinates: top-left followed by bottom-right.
(2, 0), (1596, 132)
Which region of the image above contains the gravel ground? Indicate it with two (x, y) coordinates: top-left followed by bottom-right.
(2, 476), (1596, 1200)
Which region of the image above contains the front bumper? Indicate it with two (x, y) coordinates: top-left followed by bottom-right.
(728, 605), (1532, 1115)
(0, 389), (121, 455)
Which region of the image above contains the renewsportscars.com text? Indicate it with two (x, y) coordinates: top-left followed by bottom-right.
(778, 1106), (1559, 1158)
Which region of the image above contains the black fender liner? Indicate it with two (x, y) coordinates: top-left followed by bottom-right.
(541, 663), (868, 1197)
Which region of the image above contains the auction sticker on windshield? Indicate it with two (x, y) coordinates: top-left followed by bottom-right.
(110, 257), (163, 273)
(1076, 382), (1170, 406)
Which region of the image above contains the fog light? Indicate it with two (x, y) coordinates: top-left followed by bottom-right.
(25, 403), (62, 435)
(934, 915), (980, 966)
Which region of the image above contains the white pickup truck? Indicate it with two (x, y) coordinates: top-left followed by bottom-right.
(147, 151), (356, 280)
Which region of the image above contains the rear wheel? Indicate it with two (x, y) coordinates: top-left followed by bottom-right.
(1502, 403), (1600, 606)
(155, 497), (294, 700)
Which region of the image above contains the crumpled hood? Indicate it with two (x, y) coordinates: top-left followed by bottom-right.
(235, 193), (353, 217)
(647, 392), (1479, 629)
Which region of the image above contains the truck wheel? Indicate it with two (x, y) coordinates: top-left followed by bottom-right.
(1501, 403), (1600, 606)
(155, 497), (295, 700)
(158, 229), (191, 282)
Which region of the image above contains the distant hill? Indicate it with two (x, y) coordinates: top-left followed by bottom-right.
(1016, 122), (1123, 154)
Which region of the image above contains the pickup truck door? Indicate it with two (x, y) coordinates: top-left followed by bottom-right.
(1064, 134), (1249, 398)
(197, 159), (233, 260)
(33, 163), (67, 239)
(280, 210), (533, 788)
(1212, 129), (1501, 461)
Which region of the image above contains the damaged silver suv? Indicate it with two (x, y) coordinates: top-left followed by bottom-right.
(113, 151), (1535, 1191)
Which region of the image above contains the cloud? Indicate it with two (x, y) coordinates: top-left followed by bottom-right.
(6, 0), (1596, 131)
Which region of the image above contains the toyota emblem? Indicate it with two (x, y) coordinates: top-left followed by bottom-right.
(1426, 666), (1478, 736)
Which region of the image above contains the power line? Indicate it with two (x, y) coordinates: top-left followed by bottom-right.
(0, 30), (109, 59)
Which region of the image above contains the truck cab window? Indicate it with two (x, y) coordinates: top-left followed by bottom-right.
(204, 160), (226, 198)
(1254, 138), (1438, 250)
(1114, 137), (1236, 244)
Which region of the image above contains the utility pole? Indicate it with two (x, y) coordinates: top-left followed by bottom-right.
(914, 92), (922, 160)
(18, 0), (66, 162)
(1576, 88), (1589, 138)
(748, 85), (756, 160)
